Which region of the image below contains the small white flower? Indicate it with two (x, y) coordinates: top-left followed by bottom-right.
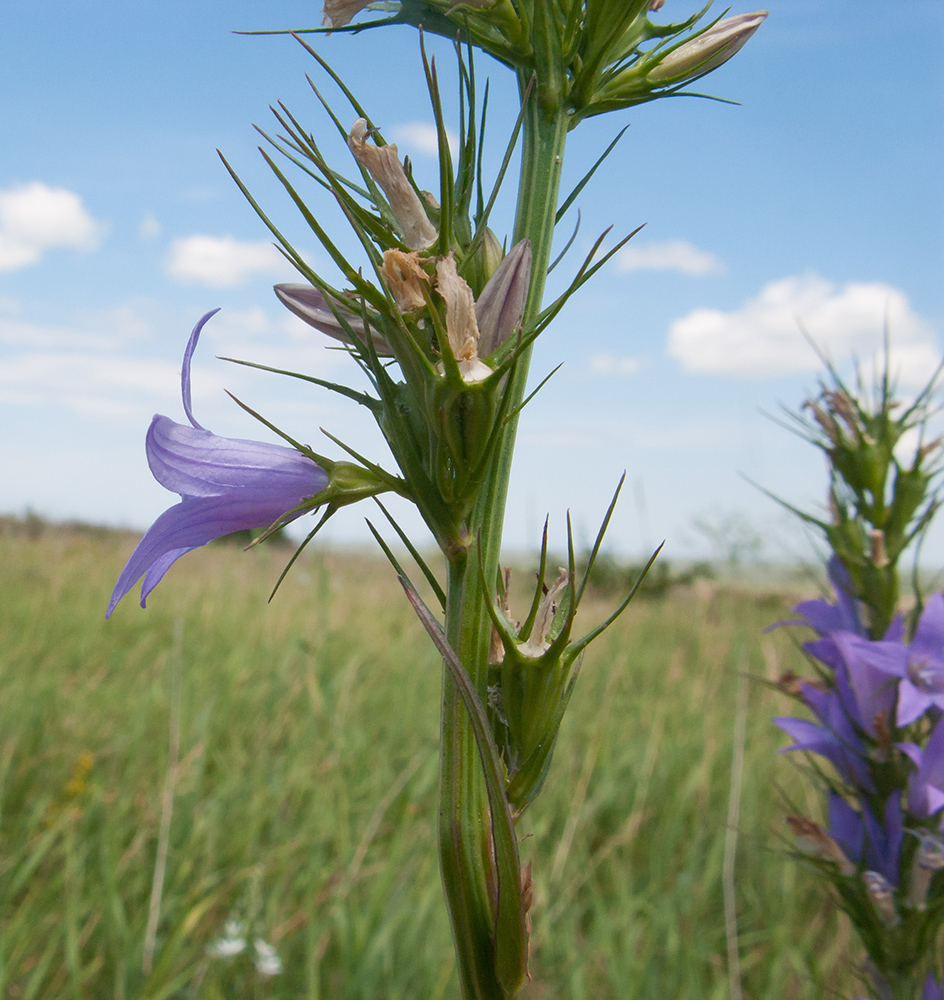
(253, 938), (283, 977)
(207, 919), (247, 958)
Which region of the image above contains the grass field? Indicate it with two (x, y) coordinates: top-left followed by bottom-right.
(0, 520), (862, 999)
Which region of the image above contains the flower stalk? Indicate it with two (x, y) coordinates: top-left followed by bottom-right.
(110, 5), (768, 996)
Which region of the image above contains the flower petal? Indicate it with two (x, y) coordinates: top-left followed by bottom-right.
(475, 239), (532, 357)
(107, 489), (320, 616)
(147, 416), (327, 499)
(181, 309), (219, 430)
(911, 592), (944, 660)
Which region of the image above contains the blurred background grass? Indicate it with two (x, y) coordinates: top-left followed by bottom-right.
(0, 517), (858, 999)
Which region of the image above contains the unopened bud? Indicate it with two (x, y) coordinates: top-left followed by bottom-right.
(825, 390), (860, 436)
(906, 830), (944, 911)
(348, 119), (438, 250)
(786, 815), (856, 877)
(863, 871), (900, 927)
(805, 399), (840, 445)
(648, 12), (767, 84)
(870, 528), (889, 569)
(274, 283), (392, 354)
(920, 436), (943, 462)
(475, 239), (532, 357)
(872, 712), (892, 761)
(829, 490), (842, 526)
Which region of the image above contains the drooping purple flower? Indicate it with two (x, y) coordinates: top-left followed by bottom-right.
(829, 791), (864, 863)
(794, 556), (865, 638)
(922, 974), (943, 1000)
(898, 715), (944, 819)
(863, 593), (944, 726)
(861, 794), (903, 887)
(775, 686), (875, 792)
(826, 792), (902, 886)
(107, 310), (328, 617)
(828, 631), (899, 740)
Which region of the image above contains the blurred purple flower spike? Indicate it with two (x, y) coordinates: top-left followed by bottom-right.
(923, 975), (944, 1000)
(899, 715), (944, 819)
(862, 593), (944, 726)
(107, 309), (328, 617)
(794, 556), (864, 637)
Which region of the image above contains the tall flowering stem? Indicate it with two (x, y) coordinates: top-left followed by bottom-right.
(112, 5), (768, 997)
(436, 83), (569, 1000)
(771, 355), (944, 999)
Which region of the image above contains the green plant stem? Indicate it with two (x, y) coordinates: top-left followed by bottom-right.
(437, 78), (569, 1000)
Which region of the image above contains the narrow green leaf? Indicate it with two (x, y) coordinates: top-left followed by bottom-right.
(373, 498), (447, 611)
(398, 579), (528, 994)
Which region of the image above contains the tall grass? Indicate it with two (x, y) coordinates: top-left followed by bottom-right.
(0, 523), (857, 998)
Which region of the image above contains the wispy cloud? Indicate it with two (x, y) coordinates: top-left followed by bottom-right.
(616, 239), (724, 276)
(139, 214), (162, 241)
(164, 234), (287, 288)
(388, 121), (459, 158)
(0, 182), (105, 272)
(667, 274), (939, 383)
(589, 353), (643, 376)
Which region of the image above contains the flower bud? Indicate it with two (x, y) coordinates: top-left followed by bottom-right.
(648, 12), (767, 84)
(906, 830), (944, 911)
(870, 528), (889, 569)
(273, 283), (393, 354)
(785, 815), (856, 877)
(475, 239), (532, 358)
(863, 870), (900, 927)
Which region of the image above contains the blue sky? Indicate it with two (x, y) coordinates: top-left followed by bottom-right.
(1, 1), (942, 567)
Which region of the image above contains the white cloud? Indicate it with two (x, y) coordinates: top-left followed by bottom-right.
(0, 306), (150, 350)
(164, 234), (286, 288)
(0, 352), (182, 411)
(0, 182), (105, 272)
(668, 274), (940, 383)
(388, 121), (459, 158)
(589, 353), (642, 376)
(616, 239), (724, 276)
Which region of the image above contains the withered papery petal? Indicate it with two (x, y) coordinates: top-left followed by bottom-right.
(436, 254), (479, 363)
(274, 283), (393, 355)
(518, 567), (569, 657)
(381, 249), (429, 313)
(347, 119), (438, 251)
(322, 0), (371, 28)
(475, 239), (532, 357)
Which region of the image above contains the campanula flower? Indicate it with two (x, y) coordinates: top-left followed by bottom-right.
(774, 685), (875, 792)
(898, 715), (944, 819)
(923, 976), (944, 1000)
(107, 310), (328, 617)
(794, 556), (864, 639)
